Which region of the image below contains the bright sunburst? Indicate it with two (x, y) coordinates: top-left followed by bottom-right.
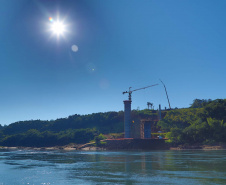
(51, 21), (66, 35)
(48, 16), (68, 38)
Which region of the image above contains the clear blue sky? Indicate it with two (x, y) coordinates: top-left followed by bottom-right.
(1, 0), (225, 125)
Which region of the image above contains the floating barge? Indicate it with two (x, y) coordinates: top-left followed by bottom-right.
(105, 138), (169, 150)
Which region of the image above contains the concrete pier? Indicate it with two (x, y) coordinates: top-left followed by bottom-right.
(124, 100), (132, 138)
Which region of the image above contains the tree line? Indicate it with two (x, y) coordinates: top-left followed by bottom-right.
(0, 110), (156, 147)
(0, 99), (225, 147)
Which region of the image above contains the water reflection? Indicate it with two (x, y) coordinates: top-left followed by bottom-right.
(0, 149), (226, 184)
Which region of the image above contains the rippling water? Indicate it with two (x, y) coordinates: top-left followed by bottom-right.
(0, 149), (226, 185)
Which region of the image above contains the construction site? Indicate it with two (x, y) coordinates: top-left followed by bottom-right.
(105, 81), (170, 150)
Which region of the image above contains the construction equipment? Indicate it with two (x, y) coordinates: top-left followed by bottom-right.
(147, 102), (153, 109)
(159, 79), (171, 109)
(123, 84), (158, 101)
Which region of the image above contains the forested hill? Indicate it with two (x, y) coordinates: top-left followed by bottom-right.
(2, 112), (124, 135)
(0, 99), (225, 147)
(158, 99), (226, 145)
(0, 109), (158, 147)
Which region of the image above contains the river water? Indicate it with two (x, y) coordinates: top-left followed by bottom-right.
(0, 149), (226, 185)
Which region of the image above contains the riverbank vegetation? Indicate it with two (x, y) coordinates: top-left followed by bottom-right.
(0, 99), (225, 147)
(158, 99), (226, 145)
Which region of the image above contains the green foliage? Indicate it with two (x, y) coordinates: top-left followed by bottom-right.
(206, 118), (226, 142)
(0, 128), (98, 147)
(132, 109), (158, 120)
(190, 99), (212, 108)
(166, 128), (183, 144)
(0, 111), (125, 147)
(157, 108), (202, 132)
(95, 134), (106, 146)
(160, 99), (226, 145)
(204, 99), (226, 121)
(1, 111), (125, 136)
(42, 111), (124, 134)
(2, 120), (50, 135)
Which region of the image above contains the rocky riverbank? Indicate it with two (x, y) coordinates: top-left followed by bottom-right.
(0, 143), (104, 151)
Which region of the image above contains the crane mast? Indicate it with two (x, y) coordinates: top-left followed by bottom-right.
(122, 83), (158, 138)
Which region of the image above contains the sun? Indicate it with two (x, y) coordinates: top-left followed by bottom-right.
(50, 21), (66, 36)
(48, 16), (68, 38)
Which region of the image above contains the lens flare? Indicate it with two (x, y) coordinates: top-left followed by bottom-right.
(71, 45), (78, 52)
(49, 17), (53, 22)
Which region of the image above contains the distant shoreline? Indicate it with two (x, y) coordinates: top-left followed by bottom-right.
(170, 145), (226, 150)
(1, 144), (226, 151)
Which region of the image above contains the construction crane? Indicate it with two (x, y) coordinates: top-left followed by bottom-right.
(123, 84), (158, 101)
(159, 79), (171, 109)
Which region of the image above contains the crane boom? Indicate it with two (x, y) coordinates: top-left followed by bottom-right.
(123, 84), (158, 101)
(132, 84), (158, 92)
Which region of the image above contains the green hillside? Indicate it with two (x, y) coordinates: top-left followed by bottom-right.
(158, 99), (226, 145)
(0, 99), (225, 147)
